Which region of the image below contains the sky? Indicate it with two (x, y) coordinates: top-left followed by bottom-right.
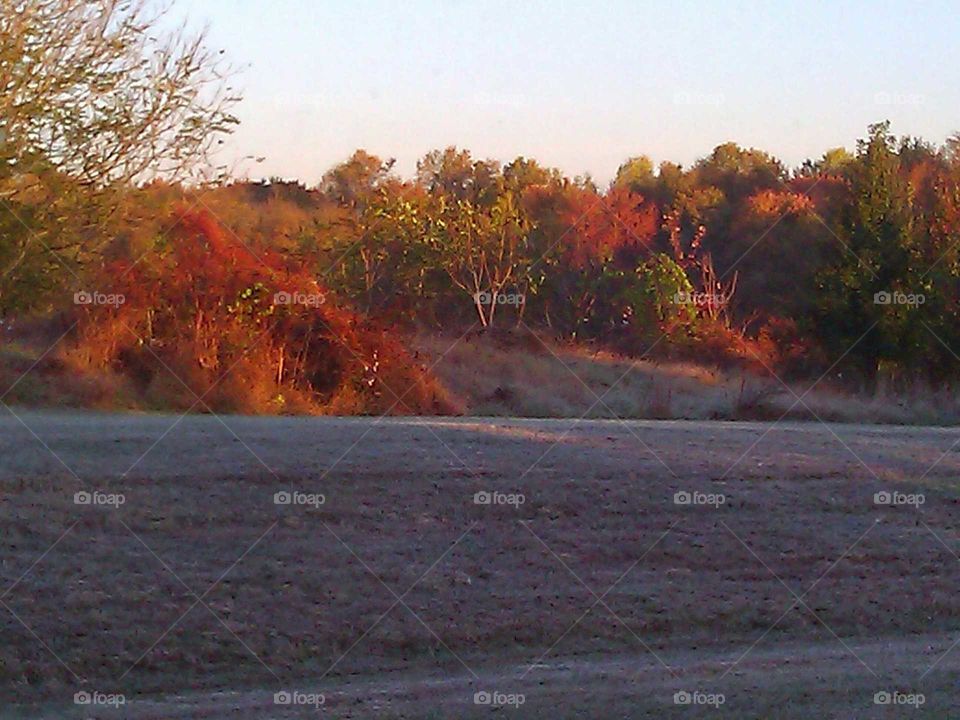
(179, 0), (960, 185)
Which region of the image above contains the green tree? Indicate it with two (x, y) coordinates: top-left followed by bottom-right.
(613, 155), (655, 194)
(617, 253), (698, 353)
(816, 122), (916, 389)
(427, 186), (533, 327)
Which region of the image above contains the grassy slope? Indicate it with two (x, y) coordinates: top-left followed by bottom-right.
(3, 326), (960, 425)
(413, 330), (960, 425)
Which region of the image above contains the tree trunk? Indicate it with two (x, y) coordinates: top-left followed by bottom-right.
(474, 297), (488, 327)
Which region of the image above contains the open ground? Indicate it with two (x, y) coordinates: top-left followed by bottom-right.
(2, 411), (959, 718)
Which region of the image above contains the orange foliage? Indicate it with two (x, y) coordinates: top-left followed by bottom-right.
(786, 175), (851, 216)
(66, 209), (453, 414)
(747, 189), (814, 218)
(561, 186), (659, 269)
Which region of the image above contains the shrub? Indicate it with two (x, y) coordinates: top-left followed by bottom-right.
(64, 209), (453, 415)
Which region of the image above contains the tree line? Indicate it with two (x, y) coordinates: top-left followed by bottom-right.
(146, 125), (958, 392)
(3, 1), (960, 410)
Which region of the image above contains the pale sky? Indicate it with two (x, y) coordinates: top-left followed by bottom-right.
(181, 0), (960, 185)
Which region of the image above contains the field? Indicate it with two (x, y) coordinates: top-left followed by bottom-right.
(2, 410), (960, 718)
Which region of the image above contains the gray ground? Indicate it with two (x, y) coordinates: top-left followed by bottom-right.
(1, 410), (959, 718)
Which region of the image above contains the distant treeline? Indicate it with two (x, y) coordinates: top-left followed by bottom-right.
(63, 122), (956, 393)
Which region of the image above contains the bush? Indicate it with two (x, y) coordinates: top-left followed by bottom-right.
(63, 209), (454, 415)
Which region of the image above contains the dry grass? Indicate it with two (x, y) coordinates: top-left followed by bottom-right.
(4, 323), (960, 426)
(0, 342), (140, 411)
(413, 330), (960, 425)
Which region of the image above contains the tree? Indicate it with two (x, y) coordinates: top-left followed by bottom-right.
(333, 181), (432, 315)
(694, 143), (785, 202)
(800, 147), (855, 177)
(725, 189), (830, 321)
(613, 155), (655, 194)
(816, 122), (916, 389)
(416, 147), (499, 202)
(320, 151), (408, 312)
(0, 0), (239, 315)
(532, 185), (659, 340)
(320, 150), (395, 207)
(503, 156), (561, 191)
(428, 186), (532, 327)
(619, 253), (699, 352)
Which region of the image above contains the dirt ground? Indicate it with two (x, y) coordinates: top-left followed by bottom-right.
(2, 410), (960, 718)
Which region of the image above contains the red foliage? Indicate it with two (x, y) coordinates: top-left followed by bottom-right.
(560, 186), (659, 269)
(786, 175), (851, 216)
(67, 209), (453, 414)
